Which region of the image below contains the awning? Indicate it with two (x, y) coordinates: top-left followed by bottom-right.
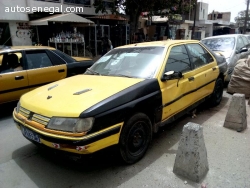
(29, 13), (94, 26)
(142, 16), (168, 23)
(88, 14), (127, 21)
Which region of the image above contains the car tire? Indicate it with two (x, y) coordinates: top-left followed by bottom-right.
(210, 78), (224, 106)
(119, 113), (152, 164)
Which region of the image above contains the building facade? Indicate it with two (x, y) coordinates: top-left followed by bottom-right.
(0, 0), (112, 46)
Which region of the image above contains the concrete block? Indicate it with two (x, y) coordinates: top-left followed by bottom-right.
(248, 97), (250, 105)
(173, 122), (209, 183)
(224, 93), (247, 131)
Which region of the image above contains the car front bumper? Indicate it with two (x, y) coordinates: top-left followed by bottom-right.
(13, 108), (123, 154)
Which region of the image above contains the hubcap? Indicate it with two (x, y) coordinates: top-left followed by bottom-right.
(128, 122), (147, 155)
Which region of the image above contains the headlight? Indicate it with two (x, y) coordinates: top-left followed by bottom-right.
(16, 101), (20, 113)
(47, 117), (94, 133)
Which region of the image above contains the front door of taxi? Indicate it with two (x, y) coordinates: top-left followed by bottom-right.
(159, 44), (197, 121)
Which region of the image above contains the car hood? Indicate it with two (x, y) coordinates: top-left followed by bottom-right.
(20, 75), (144, 117)
(214, 50), (233, 59)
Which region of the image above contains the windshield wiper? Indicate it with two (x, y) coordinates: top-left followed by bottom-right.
(86, 68), (101, 75)
(213, 50), (225, 52)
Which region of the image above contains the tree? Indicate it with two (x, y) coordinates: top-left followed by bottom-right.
(94, 0), (195, 41)
(235, 10), (250, 33)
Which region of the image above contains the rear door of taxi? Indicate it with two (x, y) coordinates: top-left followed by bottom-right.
(0, 51), (29, 104)
(185, 43), (219, 100)
(23, 50), (67, 91)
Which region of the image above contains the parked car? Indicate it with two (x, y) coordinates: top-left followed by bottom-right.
(13, 40), (227, 164)
(0, 46), (93, 104)
(201, 34), (250, 82)
(244, 34), (250, 43)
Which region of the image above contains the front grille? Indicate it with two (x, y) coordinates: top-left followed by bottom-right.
(32, 114), (50, 126)
(19, 106), (50, 126)
(19, 106), (30, 118)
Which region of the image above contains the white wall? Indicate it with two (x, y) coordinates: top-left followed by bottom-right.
(9, 21), (32, 45)
(0, 0), (29, 21)
(197, 2), (208, 21)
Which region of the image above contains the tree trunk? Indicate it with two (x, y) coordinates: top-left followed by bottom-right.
(129, 10), (141, 44)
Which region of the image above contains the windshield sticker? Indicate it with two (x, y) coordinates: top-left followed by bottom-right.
(124, 53), (139, 57)
(99, 55), (111, 62)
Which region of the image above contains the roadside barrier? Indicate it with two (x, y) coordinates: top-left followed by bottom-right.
(173, 122), (209, 183)
(224, 93), (247, 132)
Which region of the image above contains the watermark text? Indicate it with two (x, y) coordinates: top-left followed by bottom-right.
(5, 5), (84, 14)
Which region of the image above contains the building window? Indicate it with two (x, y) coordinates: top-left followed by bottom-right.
(217, 14), (222, 19)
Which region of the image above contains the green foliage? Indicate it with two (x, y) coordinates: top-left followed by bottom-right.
(93, 0), (196, 18)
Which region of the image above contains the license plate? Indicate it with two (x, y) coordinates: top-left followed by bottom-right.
(21, 126), (40, 143)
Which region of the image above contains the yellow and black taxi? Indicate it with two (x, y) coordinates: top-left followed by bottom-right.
(13, 40), (227, 164)
(0, 46), (93, 104)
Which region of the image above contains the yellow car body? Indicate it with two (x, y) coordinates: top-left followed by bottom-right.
(13, 40), (227, 164)
(0, 46), (93, 104)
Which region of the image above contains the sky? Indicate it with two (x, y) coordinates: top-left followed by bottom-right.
(200, 0), (247, 22)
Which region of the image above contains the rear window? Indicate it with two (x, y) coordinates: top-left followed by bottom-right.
(52, 49), (75, 63)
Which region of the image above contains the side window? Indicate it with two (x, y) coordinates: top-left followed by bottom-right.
(241, 36), (249, 46)
(25, 50), (53, 70)
(0, 52), (23, 74)
(236, 37), (244, 50)
(186, 44), (212, 69)
(165, 45), (191, 73)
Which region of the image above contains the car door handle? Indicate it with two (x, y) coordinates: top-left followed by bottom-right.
(15, 76), (24, 80)
(58, 69), (65, 73)
(212, 67), (217, 71)
(188, 77), (194, 81)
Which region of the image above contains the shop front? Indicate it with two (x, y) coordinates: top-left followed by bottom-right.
(88, 14), (129, 56)
(29, 13), (94, 57)
(140, 14), (185, 41)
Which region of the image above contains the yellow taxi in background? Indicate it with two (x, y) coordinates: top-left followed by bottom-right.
(0, 46), (93, 104)
(13, 40), (227, 164)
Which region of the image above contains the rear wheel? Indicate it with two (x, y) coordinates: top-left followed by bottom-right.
(119, 113), (152, 164)
(210, 78), (224, 106)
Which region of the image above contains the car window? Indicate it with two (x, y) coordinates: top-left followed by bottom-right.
(52, 49), (75, 63)
(186, 44), (212, 69)
(164, 45), (191, 73)
(25, 50), (53, 69)
(86, 47), (164, 79)
(202, 37), (235, 51)
(241, 36), (249, 46)
(0, 52), (23, 74)
(236, 37), (244, 50)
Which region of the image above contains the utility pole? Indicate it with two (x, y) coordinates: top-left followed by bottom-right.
(192, 0), (197, 39)
(244, 0), (249, 34)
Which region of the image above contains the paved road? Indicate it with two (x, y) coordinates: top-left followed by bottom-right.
(0, 93), (250, 188)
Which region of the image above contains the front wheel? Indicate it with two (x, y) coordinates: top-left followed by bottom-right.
(119, 113), (152, 164)
(210, 78), (224, 106)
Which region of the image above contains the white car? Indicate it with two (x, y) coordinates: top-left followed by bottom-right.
(201, 34), (250, 82)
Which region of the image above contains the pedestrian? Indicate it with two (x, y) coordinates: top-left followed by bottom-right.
(101, 34), (112, 56)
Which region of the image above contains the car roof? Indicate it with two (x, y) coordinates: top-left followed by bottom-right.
(0, 46), (56, 53)
(116, 40), (200, 49)
(202, 34), (243, 40)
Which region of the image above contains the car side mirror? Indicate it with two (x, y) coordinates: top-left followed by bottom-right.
(239, 47), (248, 53)
(161, 70), (183, 81)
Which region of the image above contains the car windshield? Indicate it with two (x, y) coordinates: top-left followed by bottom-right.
(85, 46), (165, 79)
(202, 37), (235, 51)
